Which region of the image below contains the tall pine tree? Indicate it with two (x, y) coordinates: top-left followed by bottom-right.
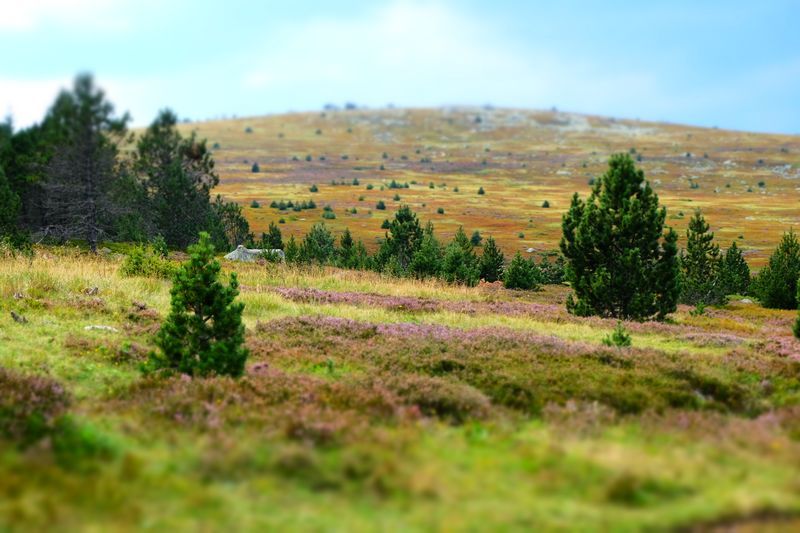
(42, 74), (129, 252)
(410, 221), (443, 279)
(680, 210), (726, 305)
(560, 153), (679, 320)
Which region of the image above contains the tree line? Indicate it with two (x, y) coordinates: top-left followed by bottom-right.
(0, 74), (249, 253)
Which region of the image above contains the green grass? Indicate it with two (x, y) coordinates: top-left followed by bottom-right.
(1, 250), (800, 530)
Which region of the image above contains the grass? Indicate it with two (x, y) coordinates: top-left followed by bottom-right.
(2, 249), (800, 530)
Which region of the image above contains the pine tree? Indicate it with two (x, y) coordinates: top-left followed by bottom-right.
(299, 223), (336, 265)
(375, 205), (423, 272)
(338, 228), (357, 268)
(0, 165), (20, 238)
(150, 232), (248, 377)
(479, 236), (505, 282)
(42, 74), (130, 252)
(131, 109), (220, 248)
(560, 153), (679, 320)
(266, 221), (283, 250)
(503, 252), (540, 290)
(720, 241), (750, 295)
(754, 230), (800, 309)
(284, 235), (300, 263)
(441, 227), (480, 286)
(680, 210), (726, 305)
(410, 222), (443, 279)
(470, 230), (482, 246)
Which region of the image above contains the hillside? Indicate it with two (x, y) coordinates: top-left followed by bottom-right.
(178, 107), (800, 266)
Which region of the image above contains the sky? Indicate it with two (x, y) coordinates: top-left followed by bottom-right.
(0, 0), (798, 134)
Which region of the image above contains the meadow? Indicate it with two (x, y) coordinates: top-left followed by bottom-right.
(182, 107), (800, 267)
(2, 247), (800, 530)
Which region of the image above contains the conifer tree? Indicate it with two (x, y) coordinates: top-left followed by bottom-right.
(479, 236), (505, 282)
(503, 252), (540, 290)
(441, 226), (480, 286)
(720, 241), (750, 295)
(299, 223), (336, 265)
(284, 235), (300, 263)
(337, 228), (358, 268)
(42, 74), (129, 252)
(266, 221), (283, 249)
(560, 153), (679, 320)
(754, 230), (800, 309)
(150, 232), (248, 377)
(410, 222), (443, 279)
(680, 210), (726, 305)
(0, 165), (20, 238)
(376, 205), (423, 272)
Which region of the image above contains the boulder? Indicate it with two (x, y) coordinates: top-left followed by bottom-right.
(224, 245), (285, 262)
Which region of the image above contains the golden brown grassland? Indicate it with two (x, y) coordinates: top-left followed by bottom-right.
(177, 107), (800, 267)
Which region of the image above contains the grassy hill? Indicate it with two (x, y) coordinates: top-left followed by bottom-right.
(2, 108), (800, 530)
(179, 107), (800, 267)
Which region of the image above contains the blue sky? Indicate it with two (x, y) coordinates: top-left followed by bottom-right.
(0, 0), (798, 133)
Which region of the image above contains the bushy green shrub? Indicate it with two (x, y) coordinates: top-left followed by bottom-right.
(119, 245), (175, 278)
(603, 322), (632, 348)
(503, 252), (540, 290)
(148, 232), (248, 377)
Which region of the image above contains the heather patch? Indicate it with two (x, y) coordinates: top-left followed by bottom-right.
(253, 316), (792, 416)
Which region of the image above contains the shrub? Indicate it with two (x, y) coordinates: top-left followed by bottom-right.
(478, 187), (485, 195)
(538, 253), (566, 285)
(151, 235), (169, 258)
(148, 232), (248, 377)
(375, 200), (386, 210)
(503, 252), (540, 290)
(305, 155), (312, 162)
(470, 230), (482, 246)
(309, 184), (319, 193)
(603, 322), (632, 348)
(393, 193), (400, 201)
(542, 200), (550, 208)
(560, 153), (679, 320)
(381, 219), (391, 229)
(120, 245), (175, 279)
(754, 230), (800, 309)
(437, 207), (445, 214)
(250, 200), (260, 208)
(251, 162), (260, 173)
(245, 127), (253, 133)
(322, 211), (336, 220)
(366, 184), (374, 190)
